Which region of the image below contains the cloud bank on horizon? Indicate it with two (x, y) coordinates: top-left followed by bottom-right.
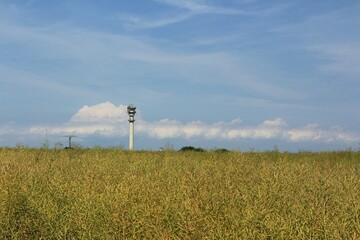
(27, 102), (358, 144)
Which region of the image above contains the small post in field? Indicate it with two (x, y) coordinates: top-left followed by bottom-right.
(64, 135), (76, 149)
(127, 104), (136, 150)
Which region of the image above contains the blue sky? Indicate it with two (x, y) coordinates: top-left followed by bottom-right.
(0, 0), (359, 150)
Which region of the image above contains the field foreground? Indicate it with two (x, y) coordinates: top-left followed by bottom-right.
(0, 148), (359, 239)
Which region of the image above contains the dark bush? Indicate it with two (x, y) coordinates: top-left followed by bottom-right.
(214, 148), (230, 152)
(179, 146), (205, 152)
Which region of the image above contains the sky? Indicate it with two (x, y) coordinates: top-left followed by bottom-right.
(0, 0), (360, 151)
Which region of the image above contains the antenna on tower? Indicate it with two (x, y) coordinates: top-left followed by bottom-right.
(63, 135), (76, 149)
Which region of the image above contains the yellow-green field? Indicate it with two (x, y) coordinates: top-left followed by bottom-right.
(0, 148), (359, 239)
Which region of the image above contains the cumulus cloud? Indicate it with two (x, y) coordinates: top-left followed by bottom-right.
(70, 101), (128, 123)
(141, 118), (358, 143)
(29, 102), (129, 137)
(286, 125), (358, 143)
(27, 102), (359, 143)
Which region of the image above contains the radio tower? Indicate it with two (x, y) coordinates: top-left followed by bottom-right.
(127, 104), (136, 150)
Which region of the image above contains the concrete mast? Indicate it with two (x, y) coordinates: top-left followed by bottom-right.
(127, 104), (136, 150)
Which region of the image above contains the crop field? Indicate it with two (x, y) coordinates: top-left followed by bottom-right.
(0, 148), (359, 239)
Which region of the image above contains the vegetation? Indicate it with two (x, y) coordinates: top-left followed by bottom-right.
(178, 146), (206, 152)
(0, 148), (359, 239)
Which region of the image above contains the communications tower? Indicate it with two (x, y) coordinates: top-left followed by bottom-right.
(127, 105), (136, 150)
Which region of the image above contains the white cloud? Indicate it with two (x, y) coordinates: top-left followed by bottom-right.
(27, 102), (359, 143)
(287, 125), (358, 143)
(287, 124), (321, 142)
(29, 102), (130, 137)
(260, 118), (287, 127)
(218, 119), (286, 140)
(70, 102), (128, 123)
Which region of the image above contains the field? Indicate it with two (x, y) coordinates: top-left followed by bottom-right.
(0, 148), (359, 239)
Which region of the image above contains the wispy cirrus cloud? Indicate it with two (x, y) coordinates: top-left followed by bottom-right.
(307, 43), (360, 77)
(26, 102), (359, 143)
(154, 0), (243, 14)
(0, 19), (298, 100)
(120, 0), (251, 29)
(119, 12), (193, 29)
(269, 5), (360, 78)
(0, 64), (96, 98)
(154, 0), (212, 12)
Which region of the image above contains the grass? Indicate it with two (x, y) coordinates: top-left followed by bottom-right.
(0, 148), (359, 239)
